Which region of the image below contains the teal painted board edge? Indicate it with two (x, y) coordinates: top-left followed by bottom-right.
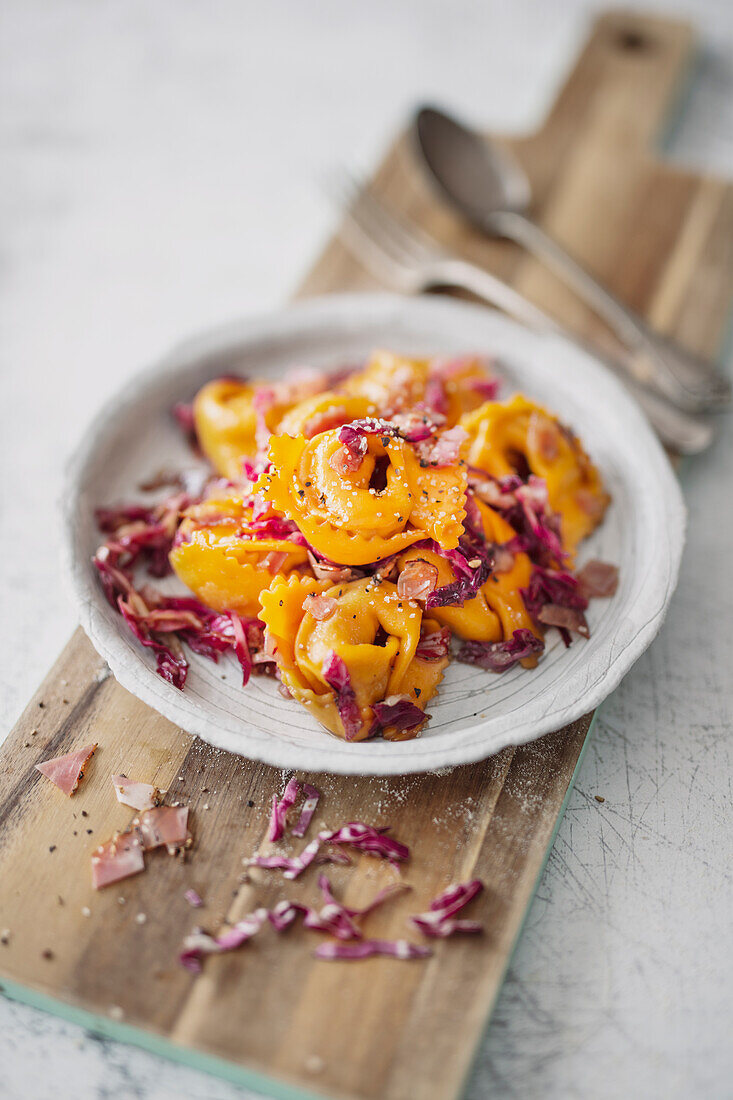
(459, 709), (599, 1099)
(0, 978), (327, 1100)
(0, 714), (598, 1100)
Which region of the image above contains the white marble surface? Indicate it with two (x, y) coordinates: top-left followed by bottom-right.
(1, 2), (732, 1098)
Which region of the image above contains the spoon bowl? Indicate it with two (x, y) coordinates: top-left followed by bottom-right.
(416, 106), (530, 224)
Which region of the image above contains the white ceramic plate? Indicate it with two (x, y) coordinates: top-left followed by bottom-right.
(64, 294), (685, 775)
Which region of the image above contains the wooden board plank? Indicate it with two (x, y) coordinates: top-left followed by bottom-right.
(1, 10), (732, 1100)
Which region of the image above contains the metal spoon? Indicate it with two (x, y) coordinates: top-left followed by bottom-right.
(414, 105), (731, 413)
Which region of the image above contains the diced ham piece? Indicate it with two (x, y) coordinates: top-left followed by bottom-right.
(260, 550), (289, 574)
(35, 743), (97, 797)
(390, 412), (438, 443)
(576, 488), (608, 521)
(134, 805), (189, 851)
(304, 406), (349, 439)
(329, 443), (365, 475)
(397, 560), (439, 602)
(492, 545), (516, 574)
(577, 560), (619, 599)
(91, 830), (145, 889)
(527, 412), (560, 462)
(538, 604), (590, 638)
(111, 775), (162, 812)
(415, 426), (468, 467)
(306, 551), (354, 584)
(468, 475), (518, 510)
(303, 594), (337, 621)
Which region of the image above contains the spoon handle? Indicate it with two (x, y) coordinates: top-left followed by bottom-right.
(430, 257), (713, 455)
(490, 210), (730, 412)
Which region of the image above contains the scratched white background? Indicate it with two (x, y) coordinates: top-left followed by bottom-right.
(1, 1), (732, 1098)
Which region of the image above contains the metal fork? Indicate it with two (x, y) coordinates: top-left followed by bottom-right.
(329, 171), (714, 455)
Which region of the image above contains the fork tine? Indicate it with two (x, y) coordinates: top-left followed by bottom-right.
(339, 168), (441, 266)
(328, 170), (419, 269)
(324, 171), (421, 287)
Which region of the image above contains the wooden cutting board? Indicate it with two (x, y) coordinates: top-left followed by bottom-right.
(1, 11), (731, 1100)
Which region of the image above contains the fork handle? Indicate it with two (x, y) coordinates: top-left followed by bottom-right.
(429, 257), (713, 455)
(488, 211), (730, 412)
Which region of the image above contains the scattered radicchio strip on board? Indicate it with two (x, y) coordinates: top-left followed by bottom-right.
(291, 784), (321, 838)
(180, 908), (270, 973)
(313, 939), (432, 961)
(248, 836), (322, 880)
(178, 878), (412, 972)
(301, 876), (410, 941)
(409, 880), (484, 938)
(319, 822), (409, 864)
(457, 629), (545, 673)
(268, 778), (301, 842)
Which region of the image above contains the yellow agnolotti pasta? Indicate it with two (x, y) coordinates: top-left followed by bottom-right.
(169, 493), (307, 618)
(254, 427), (468, 566)
(460, 394), (610, 552)
(275, 392), (374, 439)
(193, 379), (263, 480)
(259, 574), (448, 741)
(344, 349), (497, 424)
(193, 370), (343, 479)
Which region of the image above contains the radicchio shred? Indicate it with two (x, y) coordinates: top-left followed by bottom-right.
(268, 778), (301, 842)
(292, 783), (321, 838)
(322, 652), (362, 740)
(409, 879), (484, 938)
(313, 939), (431, 961)
(457, 629), (544, 672)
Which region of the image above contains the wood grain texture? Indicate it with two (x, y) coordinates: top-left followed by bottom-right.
(1, 10), (731, 1100)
